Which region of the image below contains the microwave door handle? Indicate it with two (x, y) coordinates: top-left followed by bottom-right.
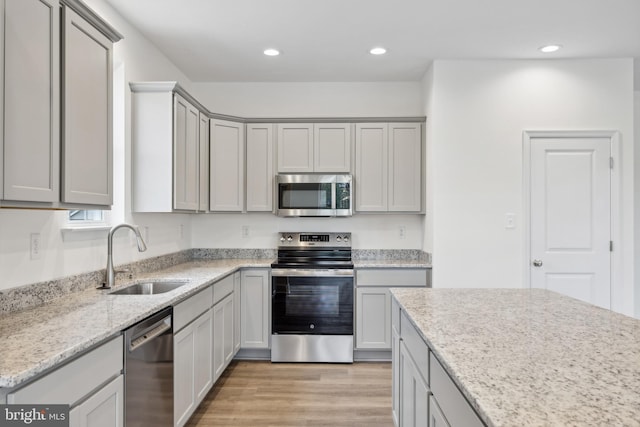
(331, 181), (336, 210)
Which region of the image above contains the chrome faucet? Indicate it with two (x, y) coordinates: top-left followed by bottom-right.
(100, 223), (148, 289)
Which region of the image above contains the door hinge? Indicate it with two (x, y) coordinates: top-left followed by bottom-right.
(610, 157), (614, 169)
(610, 241), (613, 252)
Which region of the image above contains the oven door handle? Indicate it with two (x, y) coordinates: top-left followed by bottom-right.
(271, 268), (354, 278)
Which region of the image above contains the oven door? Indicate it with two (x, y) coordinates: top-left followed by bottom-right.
(272, 269), (354, 335)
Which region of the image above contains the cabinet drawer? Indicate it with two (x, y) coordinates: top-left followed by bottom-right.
(8, 336), (123, 405)
(400, 311), (429, 384)
(430, 353), (484, 427)
(213, 275), (234, 305)
(357, 269), (427, 287)
(174, 286), (213, 332)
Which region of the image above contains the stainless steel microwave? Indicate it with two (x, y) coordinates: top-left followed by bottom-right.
(276, 174), (352, 217)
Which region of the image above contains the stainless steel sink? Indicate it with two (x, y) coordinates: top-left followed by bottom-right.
(110, 281), (188, 295)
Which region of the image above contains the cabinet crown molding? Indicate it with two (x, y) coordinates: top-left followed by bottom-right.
(60, 0), (123, 42)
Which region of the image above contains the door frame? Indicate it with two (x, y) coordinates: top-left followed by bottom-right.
(522, 130), (622, 309)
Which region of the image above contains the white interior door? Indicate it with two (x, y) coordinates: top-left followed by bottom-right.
(529, 135), (611, 309)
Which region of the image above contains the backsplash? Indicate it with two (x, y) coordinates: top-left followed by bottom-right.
(0, 248), (429, 315)
(353, 249), (430, 263)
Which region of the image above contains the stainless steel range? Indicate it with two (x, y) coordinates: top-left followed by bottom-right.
(271, 232), (354, 363)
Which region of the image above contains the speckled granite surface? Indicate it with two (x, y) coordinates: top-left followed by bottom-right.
(0, 259), (271, 389)
(352, 249), (431, 268)
(391, 288), (640, 427)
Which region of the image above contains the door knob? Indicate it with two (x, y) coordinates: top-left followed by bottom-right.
(532, 259), (543, 267)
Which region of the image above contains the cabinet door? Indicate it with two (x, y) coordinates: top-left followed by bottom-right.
(174, 94), (199, 211)
(61, 6), (113, 205)
(240, 269), (270, 349)
(210, 119), (244, 211)
(2, 0), (59, 202)
(69, 375), (124, 427)
(213, 294), (234, 381)
(388, 123), (421, 212)
(314, 123), (351, 172)
(233, 272), (241, 353)
(223, 294), (235, 366)
(198, 113), (209, 212)
(429, 395), (451, 427)
(356, 287), (391, 349)
(174, 323), (195, 427)
(355, 123), (388, 211)
(392, 327), (401, 427)
(194, 309), (214, 403)
(400, 341), (429, 427)
(277, 124), (313, 172)
(246, 124), (274, 211)
(212, 301), (224, 382)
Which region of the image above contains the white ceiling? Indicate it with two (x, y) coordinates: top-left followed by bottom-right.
(104, 0), (640, 86)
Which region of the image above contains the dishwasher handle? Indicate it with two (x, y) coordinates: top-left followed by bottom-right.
(126, 308), (172, 353)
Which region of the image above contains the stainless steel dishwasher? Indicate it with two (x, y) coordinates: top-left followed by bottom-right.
(124, 307), (173, 427)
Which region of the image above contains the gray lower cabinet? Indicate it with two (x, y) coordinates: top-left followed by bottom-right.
(0, 0), (120, 208)
(356, 269), (428, 352)
(400, 340), (429, 427)
(173, 286), (214, 427)
(68, 375), (124, 427)
(392, 297), (484, 427)
(212, 274), (235, 381)
(240, 269), (270, 349)
(6, 336), (124, 427)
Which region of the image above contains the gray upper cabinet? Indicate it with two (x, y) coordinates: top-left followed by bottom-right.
(1, 0), (60, 203)
(355, 122), (422, 213)
(198, 113), (210, 212)
(277, 123), (351, 173)
(210, 119), (244, 212)
(246, 124), (274, 212)
(61, 5), (113, 206)
(0, 0), (120, 208)
(131, 83), (203, 212)
(174, 94), (199, 211)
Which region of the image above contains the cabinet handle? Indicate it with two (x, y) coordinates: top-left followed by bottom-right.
(532, 259), (543, 267)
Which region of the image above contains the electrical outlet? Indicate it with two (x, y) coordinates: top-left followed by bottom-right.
(179, 224), (184, 239)
(30, 233), (41, 260)
(242, 225), (250, 238)
(399, 226), (406, 240)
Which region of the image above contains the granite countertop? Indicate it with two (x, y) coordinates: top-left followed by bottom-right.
(0, 259), (271, 389)
(391, 288), (640, 427)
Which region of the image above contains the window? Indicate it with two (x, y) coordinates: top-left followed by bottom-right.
(68, 210), (104, 222)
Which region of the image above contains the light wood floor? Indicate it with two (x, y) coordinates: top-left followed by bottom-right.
(186, 360), (393, 427)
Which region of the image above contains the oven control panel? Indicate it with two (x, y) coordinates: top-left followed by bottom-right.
(278, 232), (351, 247)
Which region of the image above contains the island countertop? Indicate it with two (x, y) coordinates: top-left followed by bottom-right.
(390, 288), (640, 427)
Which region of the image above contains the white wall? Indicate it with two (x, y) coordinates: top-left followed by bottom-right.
(425, 59), (635, 315)
(192, 82), (423, 118)
(192, 214), (423, 249)
(0, 0), (195, 291)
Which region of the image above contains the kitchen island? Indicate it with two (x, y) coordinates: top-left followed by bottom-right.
(391, 288), (640, 427)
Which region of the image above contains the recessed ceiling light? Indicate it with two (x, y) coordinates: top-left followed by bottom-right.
(539, 44), (562, 53)
(369, 47), (387, 55)
(264, 48), (280, 56)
